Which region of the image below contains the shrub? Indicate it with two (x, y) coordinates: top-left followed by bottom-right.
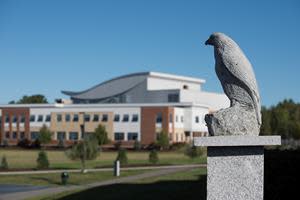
(149, 150), (159, 164)
(2, 139), (9, 147)
(133, 140), (142, 151)
(18, 138), (31, 148)
(37, 151), (49, 169)
(184, 145), (204, 159)
(155, 131), (170, 150)
(116, 148), (128, 165)
(94, 124), (109, 145)
(57, 139), (65, 149)
(0, 155), (8, 170)
(31, 139), (41, 149)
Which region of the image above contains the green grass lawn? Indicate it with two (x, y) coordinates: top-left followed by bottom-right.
(0, 169), (149, 186)
(0, 149), (206, 170)
(27, 168), (207, 200)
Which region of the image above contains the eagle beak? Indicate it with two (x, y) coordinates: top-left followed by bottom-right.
(205, 39), (210, 45)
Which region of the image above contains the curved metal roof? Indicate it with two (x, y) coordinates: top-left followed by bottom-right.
(62, 72), (149, 100)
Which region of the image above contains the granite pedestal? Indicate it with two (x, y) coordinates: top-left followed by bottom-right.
(194, 136), (281, 200)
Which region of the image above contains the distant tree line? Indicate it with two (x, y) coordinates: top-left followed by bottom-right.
(9, 94), (48, 104)
(260, 99), (300, 139)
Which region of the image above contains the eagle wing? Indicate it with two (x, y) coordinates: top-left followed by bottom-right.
(221, 44), (261, 125)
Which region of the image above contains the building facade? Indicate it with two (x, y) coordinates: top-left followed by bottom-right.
(0, 72), (229, 146)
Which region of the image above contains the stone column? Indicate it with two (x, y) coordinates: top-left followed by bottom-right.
(194, 136), (281, 200)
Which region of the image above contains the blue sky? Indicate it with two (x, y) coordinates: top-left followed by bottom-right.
(0, 0), (299, 106)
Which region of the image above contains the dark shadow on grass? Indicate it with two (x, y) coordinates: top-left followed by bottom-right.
(58, 175), (207, 200)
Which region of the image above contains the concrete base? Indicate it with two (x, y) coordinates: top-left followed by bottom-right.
(194, 136), (281, 200)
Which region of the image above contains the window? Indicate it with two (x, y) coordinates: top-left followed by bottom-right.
(93, 114), (99, 122)
(181, 116), (184, 123)
(69, 132), (78, 140)
(102, 114), (108, 122)
(31, 132), (39, 140)
(84, 114), (90, 122)
(12, 115), (18, 123)
(169, 113), (173, 123)
(45, 115), (51, 122)
(195, 116), (199, 123)
(5, 115), (9, 123)
(127, 132), (138, 141)
(57, 114), (62, 122)
(156, 113), (162, 123)
(20, 115), (26, 123)
(176, 115), (178, 122)
(183, 85), (189, 89)
(30, 115), (36, 122)
(73, 114), (79, 122)
(20, 132), (25, 139)
(65, 114), (71, 122)
(122, 114), (129, 122)
(5, 132), (10, 139)
(57, 132), (66, 140)
(168, 94), (179, 102)
(114, 132), (124, 141)
(132, 114), (138, 122)
(12, 132), (17, 139)
(114, 114), (120, 122)
(37, 115), (43, 122)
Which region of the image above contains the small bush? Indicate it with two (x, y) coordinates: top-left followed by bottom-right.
(37, 151), (49, 169)
(133, 140), (142, 151)
(116, 148), (128, 165)
(57, 139), (65, 149)
(184, 145), (204, 159)
(31, 139), (41, 149)
(2, 139), (9, 147)
(149, 150), (159, 164)
(0, 155), (8, 170)
(18, 138), (31, 148)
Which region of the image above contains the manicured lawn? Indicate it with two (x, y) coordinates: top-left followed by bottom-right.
(27, 168), (207, 200)
(0, 169), (149, 186)
(0, 149), (206, 170)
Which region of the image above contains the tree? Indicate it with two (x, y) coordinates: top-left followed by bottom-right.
(155, 131), (170, 150)
(0, 155), (8, 170)
(116, 148), (128, 165)
(36, 151), (49, 169)
(38, 125), (52, 147)
(184, 145), (204, 159)
(94, 124), (109, 145)
(66, 136), (99, 173)
(149, 150), (159, 164)
(9, 94), (48, 104)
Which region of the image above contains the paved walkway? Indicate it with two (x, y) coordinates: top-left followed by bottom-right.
(0, 164), (204, 200)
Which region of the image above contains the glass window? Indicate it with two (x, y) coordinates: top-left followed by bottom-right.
(168, 94), (179, 102)
(181, 116), (184, 123)
(195, 116), (199, 123)
(122, 114), (129, 122)
(20, 132), (25, 139)
(30, 115), (36, 122)
(37, 115), (43, 122)
(127, 132), (138, 141)
(12, 132), (17, 139)
(176, 115), (178, 122)
(57, 114), (62, 122)
(31, 132), (39, 140)
(84, 114), (90, 122)
(5, 132), (10, 139)
(45, 115), (51, 122)
(69, 132), (78, 140)
(93, 114), (99, 122)
(132, 114), (139, 122)
(114, 132), (124, 141)
(12, 115), (18, 123)
(65, 114), (71, 122)
(102, 114), (108, 122)
(73, 114), (79, 122)
(5, 115), (9, 123)
(169, 113), (173, 123)
(57, 132), (66, 140)
(156, 113), (162, 123)
(114, 114), (120, 122)
(20, 115), (26, 123)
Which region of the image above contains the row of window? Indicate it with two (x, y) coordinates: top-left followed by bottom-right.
(5, 131), (25, 139)
(114, 132), (138, 141)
